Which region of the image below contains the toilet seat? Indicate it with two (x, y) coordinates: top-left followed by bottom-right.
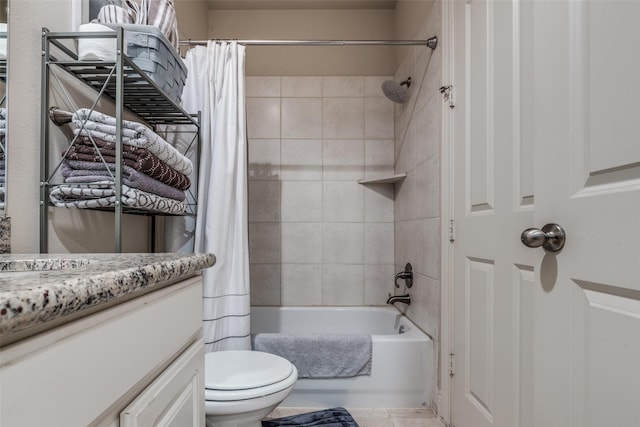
(205, 351), (298, 402)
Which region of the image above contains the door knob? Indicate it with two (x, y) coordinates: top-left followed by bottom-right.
(521, 223), (566, 252)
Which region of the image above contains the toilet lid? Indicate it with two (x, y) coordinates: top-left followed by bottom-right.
(205, 350), (294, 391)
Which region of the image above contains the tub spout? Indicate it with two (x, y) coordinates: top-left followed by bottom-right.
(386, 293), (411, 305)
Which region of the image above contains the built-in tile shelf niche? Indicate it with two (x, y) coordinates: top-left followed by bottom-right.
(357, 173), (407, 185)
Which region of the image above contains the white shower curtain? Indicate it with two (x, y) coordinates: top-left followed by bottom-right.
(182, 42), (250, 352)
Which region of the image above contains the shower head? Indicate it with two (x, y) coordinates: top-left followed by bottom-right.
(382, 77), (411, 104)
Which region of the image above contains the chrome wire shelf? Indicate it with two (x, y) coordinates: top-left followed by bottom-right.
(40, 28), (200, 252)
(56, 58), (197, 126)
(45, 30), (198, 127)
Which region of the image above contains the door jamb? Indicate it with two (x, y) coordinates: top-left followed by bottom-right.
(439, 0), (455, 425)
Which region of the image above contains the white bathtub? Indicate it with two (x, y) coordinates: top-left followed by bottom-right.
(250, 306), (433, 408)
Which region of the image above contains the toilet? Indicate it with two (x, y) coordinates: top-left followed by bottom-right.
(204, 350), (298, 427)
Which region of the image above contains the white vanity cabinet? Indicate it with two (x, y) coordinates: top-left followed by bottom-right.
(0, 275), (205, 427)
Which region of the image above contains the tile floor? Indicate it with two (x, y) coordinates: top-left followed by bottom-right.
(267, 407), (446, 427)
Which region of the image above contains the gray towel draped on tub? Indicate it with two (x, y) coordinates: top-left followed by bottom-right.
(252, 333), (372, 379)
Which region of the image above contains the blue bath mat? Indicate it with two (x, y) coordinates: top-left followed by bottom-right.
(262, 407), (360, 426)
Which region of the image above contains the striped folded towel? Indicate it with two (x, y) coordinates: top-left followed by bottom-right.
(139, 0), (179, 50)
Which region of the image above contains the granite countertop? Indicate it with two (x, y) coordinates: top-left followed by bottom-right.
(0, 253), (216, 344)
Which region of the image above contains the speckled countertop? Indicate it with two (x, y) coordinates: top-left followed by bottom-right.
(0, 253), (216, 343)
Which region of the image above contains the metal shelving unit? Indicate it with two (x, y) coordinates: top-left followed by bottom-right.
(40, 27), (199, 253)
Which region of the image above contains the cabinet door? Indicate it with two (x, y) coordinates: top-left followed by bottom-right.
(120, 339), (205, 427)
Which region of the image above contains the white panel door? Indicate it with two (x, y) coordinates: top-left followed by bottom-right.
(451, 0), (535, 426)
(532, 1), (640, 426)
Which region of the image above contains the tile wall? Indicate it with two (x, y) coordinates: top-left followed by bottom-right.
(392, 0), (442, 404)
(246, 76), (396, 306)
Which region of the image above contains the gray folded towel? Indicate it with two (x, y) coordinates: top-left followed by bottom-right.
(61, 160), (186, 201)
(253, 333), (372, 379)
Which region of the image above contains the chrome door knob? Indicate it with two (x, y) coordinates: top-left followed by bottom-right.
(521, 223), (566, 252)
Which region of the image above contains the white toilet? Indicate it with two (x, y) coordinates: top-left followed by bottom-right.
(204, 350), (298, 427)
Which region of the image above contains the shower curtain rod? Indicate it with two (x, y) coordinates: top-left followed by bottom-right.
(180, 36), (438, 49)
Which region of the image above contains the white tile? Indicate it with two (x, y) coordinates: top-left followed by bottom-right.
(395, 47), (419, 112)
(406, 273), (441, 341)
(245, 76), (280, 97)
(323, 223), (364, 264)
(357, 419), (394, 427)
(323, 76), (364, 97)
(249, 222), (281, 263)
(248, 139), (280, 180)
(281, 139), (322, 180)
(365, 98), (394, 139)
(347, 408), (390, 418)
(394, 170), (416, 222)
(364, 186), (395, 223)
(365, 76), (392, 98)
(415, 93), (441, 165)
(419, 218), (441, 280)
(394, 219), (421, 269)
(415, 157), (440, 220)
(394, 221), (410, 268)
(281, 223), (322, 263)
(282, 98), (323, 138)
(281, 181), (322, 222)
(323, 139), (364, 181)
(323, 98), (365, 139)
(281, 264), (322, 305)
(365, 223), (395, 264)
(364, 264), (395, 305)
(365, 139), (394, 180)
(282, 77), (322, 97)
(387, 408), (437, 418)
(323, 181), (364, 222)
(246, 98), (281, 139)
(250, 264), (281, 306)
(396, 121), (416, 174)
(248, 181), (281, 222)
(392, 419), (440, 427)
(323, 264), (365, 305)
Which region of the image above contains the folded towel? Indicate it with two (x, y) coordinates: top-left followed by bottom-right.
(61, 160), (186, 201)
(262, 407), (360, 427)
(96, 5), (136, 25)
(77, 23), (117, 61)
(72, 108), (193, 175)
(50, 183), (186, 214)
(253, 334), (372, 379)
(141, 0), (180, 50)
(64, 136), (191, 190)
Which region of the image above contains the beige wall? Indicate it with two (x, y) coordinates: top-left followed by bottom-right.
(208, 9), (396, 76)
(174, 0), (209, 56)
(395, 0), (436, 65)
(8, 0), (71, 253)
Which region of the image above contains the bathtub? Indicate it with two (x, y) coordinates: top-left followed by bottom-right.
(250, 306), (433, 408)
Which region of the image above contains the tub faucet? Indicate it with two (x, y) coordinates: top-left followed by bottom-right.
(386, 293), (411, 305)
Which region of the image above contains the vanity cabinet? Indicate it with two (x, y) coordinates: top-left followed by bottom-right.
(0, 275), (205, 427)
(39, 28), (200, 253)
